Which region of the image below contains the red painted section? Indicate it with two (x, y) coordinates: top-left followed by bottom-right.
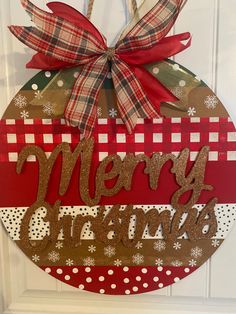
(40, 265), (198, 295)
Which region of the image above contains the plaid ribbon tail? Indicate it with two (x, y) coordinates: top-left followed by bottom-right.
(112, 57), (160, 133)
(64, 55), (109, 138)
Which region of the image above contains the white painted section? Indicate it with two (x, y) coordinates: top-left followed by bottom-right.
(1, 204), (235, 240)
(1, 0), (236, 313)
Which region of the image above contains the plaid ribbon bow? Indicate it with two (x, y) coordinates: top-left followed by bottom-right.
(9, 0), (190, 138)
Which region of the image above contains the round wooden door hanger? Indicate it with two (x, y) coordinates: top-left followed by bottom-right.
(0, 0), (236, 295)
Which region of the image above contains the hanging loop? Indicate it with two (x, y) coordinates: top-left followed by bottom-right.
(86, 0), (138, 20)
(87, 0), (95, 20)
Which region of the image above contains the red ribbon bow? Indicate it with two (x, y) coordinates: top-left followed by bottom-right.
(9, 0), (191, 137)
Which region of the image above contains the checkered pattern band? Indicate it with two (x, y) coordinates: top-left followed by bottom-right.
(9, 0), (187, 137)
(1, 118), (236, 162)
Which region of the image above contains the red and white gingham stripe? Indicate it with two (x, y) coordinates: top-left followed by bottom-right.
(1, 117), (236, 162)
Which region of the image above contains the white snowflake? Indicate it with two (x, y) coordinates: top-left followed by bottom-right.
(104, 245), (116, 258)
(211, 239), (220, 248)
(171, 260), (183, 267)
(83, 257), (95, 266)
(13, 94), (27, 108)
(34, 91), (43, 100)
(189, 259), (197, 267)
(153, 240), (166, 252)
(97, 107), (102, 117)
(171, 86), (183, 98)
(188, 107), (196, 116)
(66, 259), (74, 266)
(55, 242), (63, 250)
(32, 254), (40, 263)
(173, 242), (182, 250)
(135, 241), (143, 250)
(205, 95), (218, 109)
(155, 258), (163, 266)
(43, 102), (55, 116)
(114, 259), (122, 267)
(48, 251), (60, 263)
(109, 108), (118, 118)
(132, 253), (144, 265)
(191, 246), (203, 259)
(20, 110), (29, 119)
(88, 245), (96, 253)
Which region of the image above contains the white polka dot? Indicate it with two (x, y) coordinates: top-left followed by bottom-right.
(100, 289), (105, 294)
(108, 270), (114, 275)
(74, 72), (79, 78)
(174, 277), (180, 282)
(152, 67), (159, 74)
(79, 284), (84, 290)
(57, 80), (64, 87)
(136, 276), (141, 282)
(32, 84), (38, 90)
(111, 284), (116, 289)
(141, 268), (147, 274)
(124, 278), (130, 284)
(123, 267), (129, 272)
(86, 277), (92, 283)
(99, 276), (105, 282)
(56, 268), (63, 275)
(184, 268), (190, 273)
(85, 267), (91, 273)
(72, 268), (78, 274)
(125, 290), (131, 295)
(158, 283), (164, 288)
(157, 267), (163, 272)
(143, 283), (148, 288)
(173, 64), (180, 71)
(179, 80), (186, 87)
(166, 270), (172, 276)
(153, 277), (159, 282)
(132, 286), (138, 292)
(65, 275), (70, 281)
(45, 71), (51, 78)
(45, 267), (51, 273)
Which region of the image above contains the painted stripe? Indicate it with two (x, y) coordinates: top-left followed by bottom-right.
(40, 266), (197, 295)
(1, 204), (235, 240)
(0, 118), (236, 162)
(0, 161), (236, 207)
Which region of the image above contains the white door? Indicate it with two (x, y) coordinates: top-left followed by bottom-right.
(1, 1), (236, 313)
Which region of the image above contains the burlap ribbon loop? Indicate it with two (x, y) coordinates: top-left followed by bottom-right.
(87, 0), (138, 20)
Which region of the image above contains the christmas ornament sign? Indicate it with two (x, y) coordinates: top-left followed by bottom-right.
(0, 0), (236, 295)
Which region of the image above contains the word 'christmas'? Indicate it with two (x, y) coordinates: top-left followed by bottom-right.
(16, 139), (218, 251)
